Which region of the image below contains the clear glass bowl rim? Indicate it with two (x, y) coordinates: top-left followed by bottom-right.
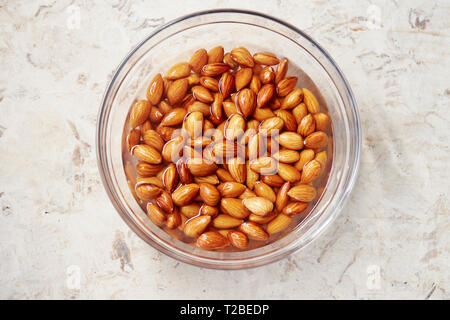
(96, 8), (361, 269)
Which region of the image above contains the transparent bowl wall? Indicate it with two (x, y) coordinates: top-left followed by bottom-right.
(96, 9), (361, 269)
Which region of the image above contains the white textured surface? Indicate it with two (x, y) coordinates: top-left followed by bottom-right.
(0, 0), (449, 299)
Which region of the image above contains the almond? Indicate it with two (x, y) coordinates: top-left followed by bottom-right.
(227, 231), (249, 249)
(224, 113), (246, 141)
(201, 63), (230, 76)
(254, 181), (276, 203)
(133, 144), (162, 164)
(200, 76), (219, 92)
(136, 176), (163, 188)
(303, 88), (319, 113)
(313, 112), (330, 131)
(216, 168), (235, 182)
(292, 103), (308, 123)
(147, 74), (164, 105)
(253, 107), (275, 121)
(259, 66), (275, 84)
(208, 46), (224, 63)
(257, 83), (275, 108)
(277, 163), (301, 182)
(281, 88), (303, 109)
(136, 162), (163, 177)
(242, 197), (273, 216)
(287, 185), (317, 202)
(279, 132), (304, 150)
(300, 159), (322, 184)
(183, 111), (203, 139)
(298, 114), (315, 137)
(295, 149), (315, 171)
(217, 182), (246, 198)
(282, 201), (309, 216)
(220, 198), (249, 219)
(140, 120), (152, 135)
(179, 203), (200, 218)
(267, 214), (292, 235)
(187, 158), (218, 177)
(227, 157), (246, 184)
(230, 47), (254, 67)
(156, 125), (177, 141)
(142, 129), (164, 152)
(275, 58), (288, 84)
(253, 52), (279, 65)
(194, 174), (219, 185)
(304, 131), (328, 149)
(237, 88), (256, 118)
(223, 101), (238, 118)
(165, 62), (191, 80)
(166, 209), (182, 229)
(199, 183), (220, 206)
(273, 149), (300, 163)
(213, 214), (243, 229)
(250, 156), (277, 174)
(149, 106), (164, 123)
(238, 188), (257, 199)
(224, 52), (239, 68)
(261, 174), (285, 187)
(161, 136), (184, 163)
(276, 181), (291, 212)
(189, 49), (208, 73)
(249, 75), (261, 94)
(315, 151), (327, 168)
(212, 140), (236, 159)
(273, 110), (297, 132)
(156, 190), (174, 213)
(176, 159), (193, 184)
(167, 79), (189, 105)
(159, 100), (174, 114)
(186, 101), (209, 117)
(129, 100), (151, 128)
(187, 72), (201, 86)
(146, 203), (166, 227)
(235, 68), (253, 91)
(136, 184), (161, 200)
(127, 129), (141, 153)
(184, 215), (211, 238)
(162, 163), (178, 192)
(246, 160), (259, 190)
(276, 76), (297, 97)
(218, 72), (235, 99)
(239, 222), (269, 241)
(200, 204), (219, 217)
(172, 183), (199, 206)
(192, 85), (214, 103)
(259, 116), (284, 136)
(248, 211), (277, 224)
(196, 231), (229, 250)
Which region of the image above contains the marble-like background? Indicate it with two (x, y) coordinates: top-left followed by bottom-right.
(0, 0), (448, 299)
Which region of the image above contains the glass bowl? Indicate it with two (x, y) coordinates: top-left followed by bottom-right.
(96, 9), (361, 269)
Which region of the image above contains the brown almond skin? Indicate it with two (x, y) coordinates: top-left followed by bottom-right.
(147, 73), (164, 105)
(179, 203), (201, 218)
(133, 144), (162, 164)
(239, 222), (269, 241)
(227, 157), (246, 184)
(200, 76), (219, 92)
(184, 215), (211, 238)
(217, 182), (246, 197)
(253, 52), (280, 65)
(281, 88), (303, 109)
(219, 72), (235, 98)
(287, 185), (317, 202)
(300, 160), (322, 184)
(199, 183), (220, 206)
(213, 214), (243, 229)
(161, 108), (188, 126)
(279, 132), (304, 150)
(298, 114), (316, 137)
(172, 183), (199, 206)
(274, 109), (297, 132)
(192, 85), (214, 103)
(211, 92), (224, 121)
(275, 58), (288, 84)
(313, 113), (331, 131)
(292, 103), (308, 124)
(303, 88), (320, 113)
(187, 158), (218, 177)
(237, 88), (256, 118)
(196, 231), (230, 250)
(276, 76), (298, 97)
(261, 174), (285, 187)
(235, 68), (253, 91)
(165, 62), (191, 80)
(166, 209), (181, 229)
(259, 116), (284, 136)
(208, 46), (224, 64)
(230, 47), (254, 67)
(127, 129), (141, 153)
(136, 184), (161, 200)
(225, 113), (246, 141)
(130, 100), (151, 128)
(200, 204), (219, 217)
(149, 106), (164, 123)
(257, 84), (275, 108)
(189, 49), (208, 73)
(267, 214), (292, 235)
(146, 203), (166, 227)
(216, 168), (235, 182)
(224, 52), (239, 68)
(254, 181), (276, 203)
(143, 130), (164, 152)
(227, 231), (249, 249)
(249, 75), (261, 94)
(156, 190), (174, 213)
(140, 120), (152, 136)
(259, 66), (275, 84)
(201, 63), (230, 76)
(242, 197), (274, 216)
(136, 162), (163, 177)
(276, 181), (291, 212)
(282, 201), (309, 216)
(304, 131), (328, 149)
(295, 149), (315, 171)
(220, 198), (249, 219)
(278, 163), (301, 183)
(167, 78), (189, 105)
